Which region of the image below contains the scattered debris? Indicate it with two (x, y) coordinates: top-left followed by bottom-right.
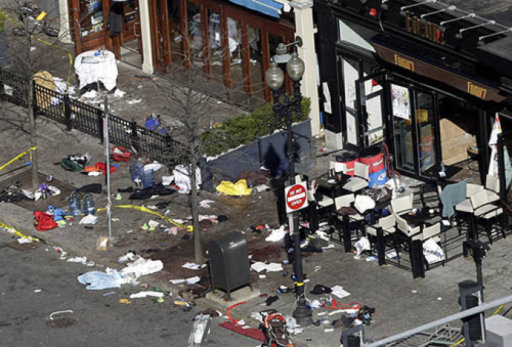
(129, 291), (165, 299)
(67, 256), (95, 267)
(199, 199), (215, 208)
(250, 262), (283, 273)
(77, 269), (125, 290)
(182, 262), (204, 270)
(96, 237), (109, 251)
(265, 226), (287, 242)
(188, 314), (211, 346)
(331, 285), (351, 299)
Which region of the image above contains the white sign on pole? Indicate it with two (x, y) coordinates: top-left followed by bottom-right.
(284, 182), (309, 214)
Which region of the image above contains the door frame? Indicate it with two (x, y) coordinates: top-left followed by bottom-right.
(387, 73), (451, 179)
(355, 70), (387, 149)
(335, 41), (379, 151)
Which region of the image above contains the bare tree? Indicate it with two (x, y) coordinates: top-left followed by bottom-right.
(1, 0), (73, 192)
(153, 64), (216, 264)
(151, 24), (269, 262)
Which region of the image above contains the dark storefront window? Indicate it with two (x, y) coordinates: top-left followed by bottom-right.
(160, 0), (293, 100)
(248, 26), (264, 99)
(208, 9), (223, 80)
(391, 83), (415, 172)
(187, 2), (202, 57)
(415, 91), (436, 173)
(79, 0), (105, 37)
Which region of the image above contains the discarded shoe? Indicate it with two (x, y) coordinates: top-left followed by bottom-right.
(265, 295), (279, 306)
(310, 284), (332, 295)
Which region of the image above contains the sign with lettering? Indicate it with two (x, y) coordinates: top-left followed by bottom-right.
(394, 54), (415, 72)
(467, 82), (488, 99)
(285, 182), (308, 213)
(404, 13), (445, 45)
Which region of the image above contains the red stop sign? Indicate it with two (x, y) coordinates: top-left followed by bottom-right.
(285, 183), (308, 213)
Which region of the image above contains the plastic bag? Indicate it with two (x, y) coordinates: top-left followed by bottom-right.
(215, 179), (252, 196)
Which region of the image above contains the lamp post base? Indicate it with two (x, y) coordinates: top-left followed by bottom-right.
(292, 297), (313, 326)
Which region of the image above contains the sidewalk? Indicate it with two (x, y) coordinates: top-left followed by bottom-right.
(2, 96), (512, 346)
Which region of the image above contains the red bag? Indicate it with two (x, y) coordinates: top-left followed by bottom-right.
(112, 146), (132, 162)
(34, 211), (58, 231)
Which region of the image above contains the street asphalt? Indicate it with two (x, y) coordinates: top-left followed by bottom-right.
(0, 230), (256, 347)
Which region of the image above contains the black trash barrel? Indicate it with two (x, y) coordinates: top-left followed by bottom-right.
(207, 232), (251, 297)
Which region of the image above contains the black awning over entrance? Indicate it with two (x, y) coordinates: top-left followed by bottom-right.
(370, 37), (507, 104)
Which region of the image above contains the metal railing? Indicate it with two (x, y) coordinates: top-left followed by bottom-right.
(366, 294), (512, 346)
(0, 68), (185, 165)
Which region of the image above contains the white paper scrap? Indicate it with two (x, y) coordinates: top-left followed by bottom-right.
(170, 279), (185, 284)
(182, 262), (202, 270)
(331, 285), (350, 299)
(250, 261), (283, 273)
(186, 276), (201, 285)
(130, 291), (165, 299)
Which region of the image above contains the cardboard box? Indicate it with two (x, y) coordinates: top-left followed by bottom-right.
(96, 237), (109, 251)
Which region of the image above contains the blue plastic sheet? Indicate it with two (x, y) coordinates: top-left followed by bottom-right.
(77, 270), (125, 290)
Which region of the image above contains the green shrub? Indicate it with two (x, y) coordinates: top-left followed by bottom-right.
(203, 97), (310, 157)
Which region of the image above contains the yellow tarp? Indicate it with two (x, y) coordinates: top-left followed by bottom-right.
(216, 179), (252, 196)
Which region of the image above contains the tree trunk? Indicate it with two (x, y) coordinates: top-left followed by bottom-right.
(189, 156), (203, 264)
(27, 82), (38, 193)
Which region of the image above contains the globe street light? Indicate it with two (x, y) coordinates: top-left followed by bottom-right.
(265, 39), (312, 326)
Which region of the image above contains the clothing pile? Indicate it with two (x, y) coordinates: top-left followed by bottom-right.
(60, 153), (91, 172)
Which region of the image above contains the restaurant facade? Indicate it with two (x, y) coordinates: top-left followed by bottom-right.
(62, 0), (321, 133)
(315, 0), (512, 183)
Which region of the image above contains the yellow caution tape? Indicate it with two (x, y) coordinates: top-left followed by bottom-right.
(493, 304), (504, 316)
(0, 222), (40, 242)
(450, 338), (465, 347)
(97, 204), (193, 232)
(294, 281), (305, 287)
(35, 11), (47, 21)
(0, 146), (37, 172)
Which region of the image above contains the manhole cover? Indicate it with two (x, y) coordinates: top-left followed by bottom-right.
(46, 317), (77, 328)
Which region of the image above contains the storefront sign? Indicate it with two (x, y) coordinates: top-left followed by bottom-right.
(404, 13), (444, 45)
(467, 82), (487, 99)
(373, 43), (507, 103)
(394, 54), (415, 72)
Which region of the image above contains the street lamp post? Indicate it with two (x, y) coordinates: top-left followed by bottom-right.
(265, 45), (312, 326)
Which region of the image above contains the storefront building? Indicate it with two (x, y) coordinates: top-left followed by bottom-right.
(315, 0), (512, 183)
(64, 0), (320, 134)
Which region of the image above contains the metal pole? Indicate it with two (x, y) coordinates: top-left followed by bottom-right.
(476, 259), (484, 293)
(287, 81), (311, 326)
(497, 133), (506, 202)
(104, 95), (113, 241)
(365, 294), (512, 346)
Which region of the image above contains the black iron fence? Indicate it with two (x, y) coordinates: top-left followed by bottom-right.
(0, 68), (185, 165)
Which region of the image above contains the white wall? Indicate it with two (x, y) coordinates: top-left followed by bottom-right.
(292, 0), (320, 136)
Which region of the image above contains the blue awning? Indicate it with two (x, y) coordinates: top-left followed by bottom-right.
(226, 0), (283, 18)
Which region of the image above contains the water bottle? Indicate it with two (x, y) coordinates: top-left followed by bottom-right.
(141, 169), (155, 189)
(69, 191), (82, 217)
(83, 193), (96, 216)
(130, 160), (144, 183)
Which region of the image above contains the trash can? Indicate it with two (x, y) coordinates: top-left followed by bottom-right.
(207, 232), (251, 298)
(335, 151), (359, 176)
